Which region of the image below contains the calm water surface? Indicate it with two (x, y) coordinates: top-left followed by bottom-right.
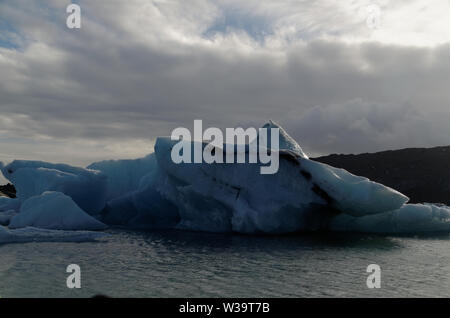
(1, 229), (450, 297)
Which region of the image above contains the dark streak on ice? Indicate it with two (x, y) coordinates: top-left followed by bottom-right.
(312, 183), (334, 205)
(280, 152), (299, 166)
(300, 170), (312, 180)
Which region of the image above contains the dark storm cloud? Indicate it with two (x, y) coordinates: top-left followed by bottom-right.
(0, 0), (450, 168)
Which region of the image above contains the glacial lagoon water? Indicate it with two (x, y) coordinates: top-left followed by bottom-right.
(1, 229), (450, 297)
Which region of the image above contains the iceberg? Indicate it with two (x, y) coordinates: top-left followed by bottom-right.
(2, 121), (449, 235)
(95, 121), (410, 233)
(151, 136), (408, 233)
(0, 160), (107, 214)
(9, 191), (107, 231)
(0, 226), (107, 245)
(87, 154), (157, 201)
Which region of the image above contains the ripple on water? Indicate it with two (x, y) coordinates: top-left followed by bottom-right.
(0, 229), (450, 297)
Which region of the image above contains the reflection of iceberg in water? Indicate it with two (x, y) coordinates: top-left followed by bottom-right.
(1, 121), (450, 237)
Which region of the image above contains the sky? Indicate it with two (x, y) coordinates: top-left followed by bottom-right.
(1, 0), (450, 183)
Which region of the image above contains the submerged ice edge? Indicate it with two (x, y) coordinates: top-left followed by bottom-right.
(0, 226), (109, 244)
(1, 121), (450, 235)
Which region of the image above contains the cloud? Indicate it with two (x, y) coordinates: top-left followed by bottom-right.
(282, 99), (450, 156)
(0, 0), (450, 168)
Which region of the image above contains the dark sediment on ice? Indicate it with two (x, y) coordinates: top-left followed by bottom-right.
(0, 183), (16, 198)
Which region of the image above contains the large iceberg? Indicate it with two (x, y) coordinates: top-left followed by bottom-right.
(1, 121), (450, 235)
(151, 137), (407, 233)
(79, 121), (447, 234)
(98, 121), (450, 234)
(9, 191), (107, 231)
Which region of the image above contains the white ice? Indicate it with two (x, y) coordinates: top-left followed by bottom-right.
(298, 158), (409, 216)
(9, 191), (107, 231)
(0, 160), (107, 214)
(262, 120), (309, 158)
